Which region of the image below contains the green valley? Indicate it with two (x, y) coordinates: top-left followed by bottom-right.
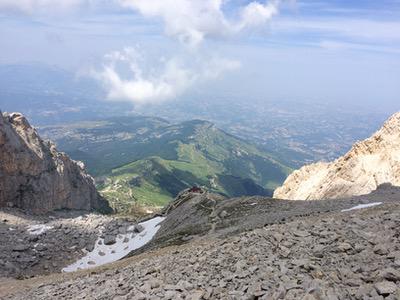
(41, 117), (291, 212)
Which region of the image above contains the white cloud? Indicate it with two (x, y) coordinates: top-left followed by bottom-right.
(0, 0), (281, 105)
(93, 1), (280, 104)
(118, 0), (281, 47)
(0, 0), (87, 14)
(239, 1), (279, 29)
(93, 47), (240, 105)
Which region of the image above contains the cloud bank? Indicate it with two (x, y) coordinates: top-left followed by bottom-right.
(118, 0), (280, 47)
(94, 48), (240, 105)
(93, 1), (281, 104)
(1, 0), (282, 105)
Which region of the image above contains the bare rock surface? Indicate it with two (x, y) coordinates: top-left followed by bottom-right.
(0, 185), (399, 299)
(1, 195), (399, 299)
(132, 184), (400, 257)
(0, 111), (111, 213)
(274, 112), (400, 200)
(0, 185), (398, 282)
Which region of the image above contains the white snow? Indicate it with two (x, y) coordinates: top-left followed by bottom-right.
(62, 216), (165, 272)
(27, 224), (54, 235)
(341, 202), (382, 212)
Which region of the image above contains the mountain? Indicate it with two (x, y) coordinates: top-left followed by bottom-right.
(274, 112), (400, 200)
(137, 95), (390, 168)
(40, 117), (291, 210)
(0, 111), (111, 213)
(40, 116), (171, 175)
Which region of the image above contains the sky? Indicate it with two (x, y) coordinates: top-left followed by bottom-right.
(0, 0), (399, 109)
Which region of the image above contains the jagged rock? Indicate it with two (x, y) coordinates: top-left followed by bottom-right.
(338, 242), (352, 252)
(133, 224), (144, 233)
(35, 244), (47, 252)
(274, 112), (400, 200)
(85, 243), (95, 252)
(374, 281), (398, 296)
(104, 235), (116, 245)
(12, 244), (30, 252)
(0, 111), (111, 213)
(188, 290), (204, 300)
(380, 268), (400, 282)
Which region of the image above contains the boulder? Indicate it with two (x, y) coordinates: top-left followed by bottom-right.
(374, 281), (398, 296)
(104, 235), (116, 245)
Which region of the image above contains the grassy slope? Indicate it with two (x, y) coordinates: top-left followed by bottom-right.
(41, 117), (291, 212)
(99, 121), (291, 211)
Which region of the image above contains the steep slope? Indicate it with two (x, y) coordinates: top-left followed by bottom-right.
(2, 186), (400, 299)
(41, 117), (291, 210)
(274, 112), (400, 200)
(0, 111), (111, 213)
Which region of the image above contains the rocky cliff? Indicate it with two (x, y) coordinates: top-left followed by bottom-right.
(0, 111), (111, 213)
(274, 112), (400, 200)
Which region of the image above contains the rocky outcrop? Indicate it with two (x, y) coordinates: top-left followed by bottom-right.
(3, 196), (400, 299)
(2, 184), (398, 280)
(274, 112), (400, 200)
(130, 184), (400, 259)
(0, 111), (111, 213)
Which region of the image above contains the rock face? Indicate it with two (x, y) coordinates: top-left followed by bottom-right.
(0, 111), (111, 213)
(274, 112), (400, 200)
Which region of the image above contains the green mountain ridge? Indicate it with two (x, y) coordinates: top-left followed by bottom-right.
(41, 117), (291, 211)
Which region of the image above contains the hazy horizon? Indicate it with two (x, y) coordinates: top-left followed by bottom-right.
(0, 0), (399, 112)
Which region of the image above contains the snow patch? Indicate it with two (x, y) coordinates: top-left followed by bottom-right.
(341, 202), (382, 212)
(62, 216), (165, 272)
(27, 224), (54, 235)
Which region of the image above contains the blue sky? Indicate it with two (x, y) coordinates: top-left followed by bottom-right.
(0, 0), (399, 109)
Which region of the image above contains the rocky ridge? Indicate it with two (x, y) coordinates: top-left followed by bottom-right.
(2, 196), (399, 299)
(0, 111), (111, 213)
(129, 184), (400, 258)
(1, 184), (398, 282)
(274, 112), (400, 200)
